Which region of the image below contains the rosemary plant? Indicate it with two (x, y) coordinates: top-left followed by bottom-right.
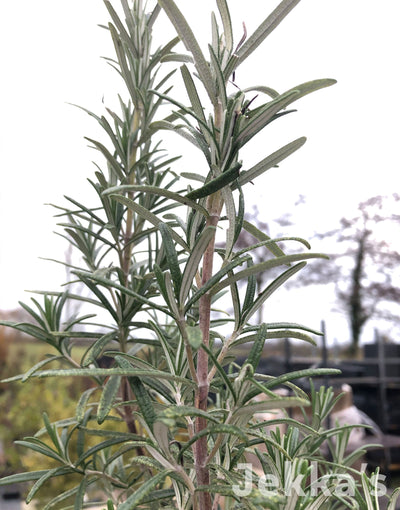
(1, 1), (399, 509)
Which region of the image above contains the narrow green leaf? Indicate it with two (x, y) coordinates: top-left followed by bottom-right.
(180, 64), (207, 126)
(42, 485), (82, 510)
(97, 375), (121, 424)
(158, 0), (217, 105)
(131, 377), (157, 432)
(210, 252), (329, 295)
(0, 321), (55, 345)
(28, 288), (102, 312)
(247, 323), (268, 370)
(388, 487), (400, 510)
(108, 23), (138, 105)
(184, 255), (251, 312)
(8, 367), (197, 387)
(42, 412), (63, 455)
(187, 206), (208, 249)
(241, 220), (287, 259)
(201, 343), (236, 402)
(17, 299), (47, 327)
(211, 11), (220, 61)
(54, 292), (68, 330)
(104, 1), (138, 59)
(216, 0), (233, 54)
(235, 90), (299, 147)
(361, 472), (375, 509)
(263, 368), (341, 390)
(223, 53), (239, 82)
(161, 405), (219, 424)
(71, 105), (127, 169)
(208, 44), (228, 108)
(164, 270), (181, 318)
(305, 491), (332, 510)
(76, 387), (97, 423)
(26, 467), (75, 504)
(180, 171), (205, 183)
(74, 273), (120, 323)
(160, 52), (193, 63)
(158, 222), (182, 301)
(81, 331), (116, 367)
(74, 477), (89, 510)
(159, 36), (181, 59)
(234, 396), (309, 417)
(58, 221), (115, 247)
(233, 183), (245, 246)
(75, 436), (132, 467)
(14, 439), (65, 463)
(233, 137), (307, 189)
(32, 418), (78, 439)
(153, 110), (214, 162)
(151, 91), (214, 137)
(147, 321), (177, 376)
(186, 161), (242, 200)
(250, 416), (317, 436)
(177, 424), (248, 464)
(235, 237), (310, 260)
(243, 85), (280, 99)
(139, 489), (175, 505)
(153, 121), (212, 163)
(108, 194), (188, 249)
(147, 2), (162, 29)
(115, 356), (157, 432)
(241, 259), (257, 317)
(21, 355), (63, 382)
(240, 321), (321, 336)
(154, 263), (169, 303)
(236, 0), (302, 67)
(0, 470), (58, 486)
(74, 269), (174, 318)
(103, 184), (209, 217)
(85, 137), (125, 180)
(233, 329), (317, 348)
(230, 279), (241, 331)
(179, 226), (216, 304)
(283, 78), (337, 107)
(220, 184), (236, 258)
(118, 470), (173, 510)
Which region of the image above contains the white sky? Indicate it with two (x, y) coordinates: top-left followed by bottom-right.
(1, 1), (399, 343)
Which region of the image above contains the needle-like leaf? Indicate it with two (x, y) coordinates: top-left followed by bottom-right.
(210, 252), (329, 296)
(216, 0), (233, 55)
(158, 0), (217, 105)
(236, 0), (302, 67)
(180, 226), (216, 304)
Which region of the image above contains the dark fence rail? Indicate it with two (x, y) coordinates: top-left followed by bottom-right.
(256, 325), (400, 436)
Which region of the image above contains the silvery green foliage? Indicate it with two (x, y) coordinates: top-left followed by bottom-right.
(1, 1), (398, 509)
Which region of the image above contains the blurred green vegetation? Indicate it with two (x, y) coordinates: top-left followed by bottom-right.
(0, 327), (100, 506)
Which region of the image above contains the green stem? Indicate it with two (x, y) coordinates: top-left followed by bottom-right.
(119, 107), (143, 443)
(121, 108), (141, 284)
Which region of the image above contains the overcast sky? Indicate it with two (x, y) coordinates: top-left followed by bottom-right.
(1, 1), (399, 342)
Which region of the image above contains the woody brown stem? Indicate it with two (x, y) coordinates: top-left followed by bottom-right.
(194, 194), (222, 510)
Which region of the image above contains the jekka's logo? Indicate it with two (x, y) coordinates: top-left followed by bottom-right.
(233, 462), (387, 498)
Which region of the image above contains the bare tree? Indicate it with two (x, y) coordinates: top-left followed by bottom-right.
(297, 194), (400, 352)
